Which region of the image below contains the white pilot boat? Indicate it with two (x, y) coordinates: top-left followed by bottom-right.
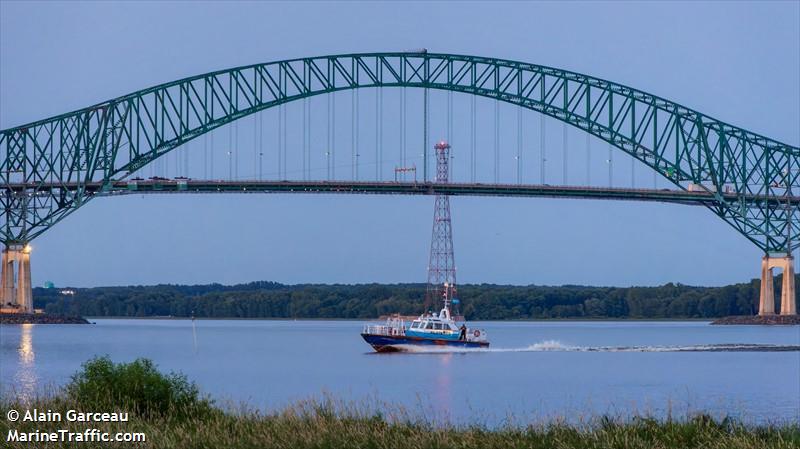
(361, 283), (489, 352)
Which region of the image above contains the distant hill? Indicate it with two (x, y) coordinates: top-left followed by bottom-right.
(30, 276), (799, 320)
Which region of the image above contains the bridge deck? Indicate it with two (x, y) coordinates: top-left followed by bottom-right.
(7, 180), (800, 206)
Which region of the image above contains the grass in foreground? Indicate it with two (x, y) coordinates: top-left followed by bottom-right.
(1, 357), (798, 449)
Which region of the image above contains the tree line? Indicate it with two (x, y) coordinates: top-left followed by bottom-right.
(32, 275), (799, 319)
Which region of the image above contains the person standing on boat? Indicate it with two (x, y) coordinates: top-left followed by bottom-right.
(459, 324), (467, 341)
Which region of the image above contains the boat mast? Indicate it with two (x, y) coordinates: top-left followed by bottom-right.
(442, 282), (452, 319)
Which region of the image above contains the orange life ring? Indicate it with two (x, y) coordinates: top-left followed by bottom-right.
(473, 329), (481, 338)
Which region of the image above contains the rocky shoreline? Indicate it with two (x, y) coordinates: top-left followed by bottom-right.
(711, 315), (800, 325)
(0, 313), (90, 324)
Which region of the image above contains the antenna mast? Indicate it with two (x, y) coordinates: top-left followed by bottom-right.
(425, 140), (459, 316)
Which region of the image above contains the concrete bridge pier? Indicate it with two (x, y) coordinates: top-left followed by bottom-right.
(759, 255), (797, 316)
(0, 244), (33, 314)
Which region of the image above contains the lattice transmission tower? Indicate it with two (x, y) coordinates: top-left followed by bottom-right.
(425, 140), (460, 316)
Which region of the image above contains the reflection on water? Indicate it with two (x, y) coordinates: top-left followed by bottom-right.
(433, 353), (452, 423)
(14, 323), (37, 401)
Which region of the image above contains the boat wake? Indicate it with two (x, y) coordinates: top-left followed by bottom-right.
(390, 340), (800, 354)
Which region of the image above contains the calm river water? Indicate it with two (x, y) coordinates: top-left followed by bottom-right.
(1, 319), (798, 425)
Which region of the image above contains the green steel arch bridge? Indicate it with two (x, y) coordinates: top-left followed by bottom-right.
(2, 51), (798, 316)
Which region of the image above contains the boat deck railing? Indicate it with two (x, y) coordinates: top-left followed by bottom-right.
(363, 324), (405, 336)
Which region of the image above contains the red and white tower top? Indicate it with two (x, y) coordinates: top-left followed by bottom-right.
(434, 140), (451, 150)
(433, 140), (451, 183)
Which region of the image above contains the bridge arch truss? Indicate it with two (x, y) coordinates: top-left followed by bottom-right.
(2, 52), (799, 252)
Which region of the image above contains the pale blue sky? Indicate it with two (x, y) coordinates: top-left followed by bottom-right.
(1, 1), (798, 288)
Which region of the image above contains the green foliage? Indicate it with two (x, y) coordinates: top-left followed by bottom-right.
(65, 356), (212, 421)
(33, 275), (798, 320)
(3, 361), (799, 448)
(2, 392), (799, 449)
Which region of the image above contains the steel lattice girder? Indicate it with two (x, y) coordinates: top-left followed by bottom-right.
(7, 180), (799, 206)
(1, 52), (799, 251)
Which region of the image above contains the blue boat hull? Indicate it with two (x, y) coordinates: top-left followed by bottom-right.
(361, 333), (489, 352)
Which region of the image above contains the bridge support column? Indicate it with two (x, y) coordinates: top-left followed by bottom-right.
(0, 244), (33, 314)
(759, 256), (775, 315)
(759, 255), (797, 316)
(779, 257), (796, 316)
(1, 248), (15, 307)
